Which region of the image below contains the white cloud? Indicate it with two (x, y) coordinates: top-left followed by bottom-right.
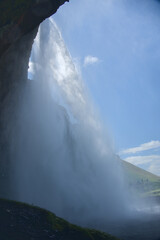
(124, 155), (160, 176)
(124, 155), (160, 165)
(120, 140), (160, 155)
(84, 55), (99, 66)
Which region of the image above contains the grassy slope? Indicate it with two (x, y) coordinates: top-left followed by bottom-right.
(121, 160), (160, 197)
(121, 160), (160, 182)
(0, 198), (118, 240)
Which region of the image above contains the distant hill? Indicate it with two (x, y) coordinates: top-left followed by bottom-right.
(121, 160), (160, 182)
(120, 159), (160, 198)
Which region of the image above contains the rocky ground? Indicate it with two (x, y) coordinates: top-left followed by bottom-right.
(0, 198), (118, 240)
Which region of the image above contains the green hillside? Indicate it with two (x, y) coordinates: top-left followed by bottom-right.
(0, 198), (118, 240)
(121, 160), (160, 182)
(121, 159), (160, 197)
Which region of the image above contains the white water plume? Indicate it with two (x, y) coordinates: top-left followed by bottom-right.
(12, 18), (130, 225)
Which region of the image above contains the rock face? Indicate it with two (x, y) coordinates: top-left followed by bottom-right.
(0, 198), (118, 240)
(0, 0), (69, 100)
(0, 0), (69, 197)
(0, 0), (69, 58)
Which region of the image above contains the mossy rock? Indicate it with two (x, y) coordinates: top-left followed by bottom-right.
(0, 198), (118, 240)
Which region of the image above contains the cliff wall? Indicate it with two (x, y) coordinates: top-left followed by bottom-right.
(0, 0), (69, 197)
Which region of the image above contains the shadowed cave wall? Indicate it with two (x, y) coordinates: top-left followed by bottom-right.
(0, 0), (69, 198)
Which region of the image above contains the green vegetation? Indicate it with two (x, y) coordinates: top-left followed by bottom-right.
(121, 160), (160, 197)
(48, 211), (117, 240)
(143, 189), (160, 197)
(122, 160), (160, 182)
(0, 198), (118, 240)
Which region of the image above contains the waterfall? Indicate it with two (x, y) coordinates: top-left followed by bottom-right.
(11, 18), (130, 225)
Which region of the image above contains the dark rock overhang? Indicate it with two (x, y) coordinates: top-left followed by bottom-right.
(0, 0), (69, 58)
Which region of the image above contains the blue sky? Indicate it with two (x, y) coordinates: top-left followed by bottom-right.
(52, 0), (160, 175)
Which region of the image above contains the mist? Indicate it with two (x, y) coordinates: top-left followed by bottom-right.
(4, 1), (160, 235)
(54, 0), (160, 158)
(6, 18), (134, 227)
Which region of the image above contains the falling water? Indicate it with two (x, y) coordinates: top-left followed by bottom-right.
(11, 18), (130, 226)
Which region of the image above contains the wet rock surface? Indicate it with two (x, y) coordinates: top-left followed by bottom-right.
(0, 199), (117, 240)
(0, 0), (68, 198)
(0, 0), (69, 57)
